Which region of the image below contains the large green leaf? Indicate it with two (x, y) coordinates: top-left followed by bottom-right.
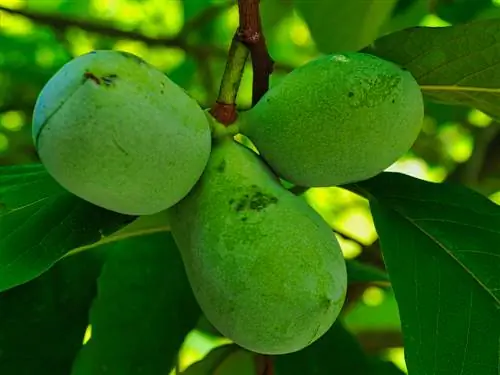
(364, 19), (500, 120)
(294, 0), (397, 53)
(71, 232), (200, 375)
(0, 250), (102, 375)
(0, 164), (133, 292)
(274, 320), (375, 375)
(356, 172), (500, 375)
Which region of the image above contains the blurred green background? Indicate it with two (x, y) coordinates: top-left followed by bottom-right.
(2, 0), (500, 373)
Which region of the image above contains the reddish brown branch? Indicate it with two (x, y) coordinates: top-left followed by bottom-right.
(237, 0), (274, 106)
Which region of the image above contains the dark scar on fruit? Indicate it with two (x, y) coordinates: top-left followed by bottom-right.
(83, 72), (118, 86)
(216, 159), (226, 173)
(230, 185), (278, 213)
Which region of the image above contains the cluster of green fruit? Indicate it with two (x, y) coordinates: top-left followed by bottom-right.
(32, 50), (424, 355)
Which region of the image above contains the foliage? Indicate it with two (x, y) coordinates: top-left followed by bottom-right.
(0, 0), (499, 374)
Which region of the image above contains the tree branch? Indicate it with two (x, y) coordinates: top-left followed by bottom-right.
(236, 0), (274, 106)
(0, 4), (293, 75)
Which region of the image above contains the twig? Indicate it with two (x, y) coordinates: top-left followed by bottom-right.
(0, 5), (294, 74)
(0, 5), (230, 60)
(210, 34), (250, 125)
(236, 0), (274, 106)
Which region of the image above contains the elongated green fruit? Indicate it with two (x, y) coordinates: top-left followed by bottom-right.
(239, 52), (424, 187)
(168, 138), (347, 355)
(32, 50), (211, 215)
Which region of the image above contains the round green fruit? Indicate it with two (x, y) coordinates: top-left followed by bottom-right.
(32, 50), (211, 215)
(169, 138), (347, 355)
(239, 52), (424, 187)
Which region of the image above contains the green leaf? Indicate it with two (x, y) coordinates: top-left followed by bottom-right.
(364, 19), (500, 120)
(0, 164), (133, 292)
(293, 0), (398, 53)
(274, 320), (375, 375)
(357, 172), (500, 375)
(346, 259), (389, 284)
(71, 232), (201, 375)
(0, 250), (102, 375)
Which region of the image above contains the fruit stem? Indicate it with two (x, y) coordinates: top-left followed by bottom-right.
(210, 34), (249, 125)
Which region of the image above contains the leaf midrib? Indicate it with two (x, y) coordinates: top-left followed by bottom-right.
(379, 201), (499, 306)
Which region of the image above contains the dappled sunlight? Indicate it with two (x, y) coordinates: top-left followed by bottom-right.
(0, 0), (23, 9)
(224, 4), (239, 33)
(66, 28), (97, 56)
(335, 205), (377, 244)
(419, 13), (451, 27)
(83, 325), (92, 345)
(437, 122), (474, 163)
(362, 286), (385, 307)
(112, 40), (150, 59)
(1, 110), (25, 132)
(90, 0), (183, 35)
(147, 47), (185, 72)
(274, 11), (317, 66)
(0, 10), (34, 35)
(174, 329), (232, 373)
(236, 65), (255, 108)
(386, 155), (447, 182)
(386, 348), (408, 373)
(488, 191), (500, 204)
(468, 108), (493, 127)
(335, 233), (363, 259)
(289, 12), (312, 47)
(306, 186), (376, 249)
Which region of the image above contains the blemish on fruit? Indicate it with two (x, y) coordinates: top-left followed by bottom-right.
(217, 159), (226, 173)
(83, 71), (101, 85)
(233, 188), (278, 212)
(348, 92), (354, 98)
(101, 74), (118, 86)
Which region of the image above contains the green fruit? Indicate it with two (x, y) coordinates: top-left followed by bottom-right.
(239, 52), (424, 187)
(168, 137), (347, 355)
(32, 50), (211, 215)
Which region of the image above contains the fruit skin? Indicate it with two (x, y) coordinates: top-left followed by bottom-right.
(239, 52), (424, 187)
(32, 50), (211, 215)
(168, 137), (347, 355)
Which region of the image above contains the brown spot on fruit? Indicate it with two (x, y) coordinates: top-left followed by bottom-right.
(83, 71), (101, 85)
